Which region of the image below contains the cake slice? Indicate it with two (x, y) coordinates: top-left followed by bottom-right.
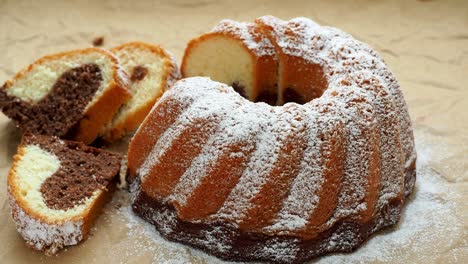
(0, 48), (130, 144)
(181, 19), (278, 104)
(100, 42), (180, 142)
(7, 133), (122, 255)
(255, 16), (328, 105)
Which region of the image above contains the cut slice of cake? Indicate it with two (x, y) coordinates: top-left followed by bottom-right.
(100, 42), (180, 142)
(255, 16), (328, 105)
(0, 48), (131, 144)
(7, 133), (122, 255)
(181, 19), (278, 104)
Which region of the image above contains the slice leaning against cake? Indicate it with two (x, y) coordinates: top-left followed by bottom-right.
(7, 133), (122, 255)
(0, 48), (131, 144)
(100, 42), (180, 142)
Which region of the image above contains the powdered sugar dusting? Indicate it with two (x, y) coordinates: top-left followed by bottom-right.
(316, 137), (463, 263)
(113, 134), (463, 263)
(129, 74), (410, 262)
(128, 16), (419, 262)
(214, 104), (281, 222)
(138, 78), (233, 180)
(169, 97), (267, 208)
(212, 19), (276, 57)
(257, 15), (415, 195)
(267, 102), (343, 232)
(117, 204), (199, 263)
(8, 193), (84, 255)
(345, 71), (405, 209)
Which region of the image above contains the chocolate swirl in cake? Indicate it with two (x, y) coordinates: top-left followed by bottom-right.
(22, 134), (121, 210)
(0, 64), (102, 137)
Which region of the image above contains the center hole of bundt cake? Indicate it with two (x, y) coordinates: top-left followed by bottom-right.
(282, 88), (307, 105)
(231, 81), (247, 99)
(230, 81), (324, 106)
(229, 62), (327, 106)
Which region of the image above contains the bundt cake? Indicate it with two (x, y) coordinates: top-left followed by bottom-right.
(0, 48), (130, 144)
(127, 16), (416, 263)
(101, 42), (181, 142)
(8, 133), (122, 255)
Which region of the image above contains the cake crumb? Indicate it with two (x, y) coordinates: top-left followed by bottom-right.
(92, 36), (104, 47)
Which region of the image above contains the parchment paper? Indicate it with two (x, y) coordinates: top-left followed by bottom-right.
(0, 0), (467, 263)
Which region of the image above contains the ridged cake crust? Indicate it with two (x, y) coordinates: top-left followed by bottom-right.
(101, 42), (181, 142)
(0, 48), (131, 144)
(128, 16), (416, 263)
(255, 16), (415, 197)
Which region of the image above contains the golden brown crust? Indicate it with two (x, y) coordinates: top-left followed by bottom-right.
(102, 100), (156, 143)
(3, 47), (121, 90)
(72, 49), (131, 144)
(8, 183), (115, 254)
(181, 30), (277, 101)
(129, 16), (417, 263)
(72, 79), (130, 144)
(255, 18), (328, 105)
(181, 34), (206, 77)
(255, 49), (277, 100)
(7, 147), (33, 216)
(236, 122), (308, 231)
(7, 151), (59, 225)
(8, 181), (115, 230)
(112, 42), (180, 92)
(112, 41), (173, 60)
(7, 145), (58, 225)
(80, 180), (117, 239)
(300, 123), (345, 238)
(7, 136), (117, 226)
(127, 97), (191, 182)
(1, 47), (131, 144)
(181, 33), (219, 76)
(100, 42), (180, 143)
(7, 136), (120, 254)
